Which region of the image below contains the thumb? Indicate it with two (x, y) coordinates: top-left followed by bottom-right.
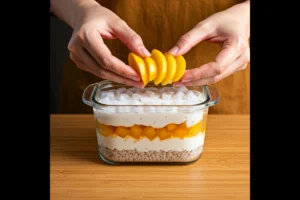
(112, 19), (151, 58)
(168, 23), (214, 56)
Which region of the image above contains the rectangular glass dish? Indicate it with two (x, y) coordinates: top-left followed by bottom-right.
(82, 80), (219, 164)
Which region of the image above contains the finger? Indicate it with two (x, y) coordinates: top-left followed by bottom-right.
(237, 63), (248, 72)
(178, 76), (221, 87)
(180, 62), (220, 82)
(173, 81), (185, 87)
(214, 53), (249, 81)
(70, 53), (87, 70)
(214, 37), (247, 69)
(168, 22), (216, 56)
(180, 37), (246, 82)
(237, 48), (250, 71)
(178, 48), (250, 86)
(112, 19), (151, 57)
(82, 31), (141, 81)
(71, 48), (144, 88)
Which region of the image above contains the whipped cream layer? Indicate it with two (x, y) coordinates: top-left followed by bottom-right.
(94, 110), (203, 128)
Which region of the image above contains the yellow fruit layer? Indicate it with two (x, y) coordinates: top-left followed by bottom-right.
(96, 114), (207, 141)
(128, 50), (186, 87)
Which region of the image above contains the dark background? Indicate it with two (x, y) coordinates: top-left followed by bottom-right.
(50, 16), (72, 114)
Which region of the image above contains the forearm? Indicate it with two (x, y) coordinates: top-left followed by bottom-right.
(50, 0), (99, 28)
(225, 0), (250, 31)
(227, 0), (249, 16)
(235, 0), (249, 16)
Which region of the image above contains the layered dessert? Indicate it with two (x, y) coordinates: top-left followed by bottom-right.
(94, 86), (208, 163)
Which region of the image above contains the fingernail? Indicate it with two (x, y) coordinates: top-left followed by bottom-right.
(141, 47), (151, 57)
(168, 46), (179, 55)
(181, 74), (193, 82)
(173, 81), (184, 87)
(129, 75), (140, 81)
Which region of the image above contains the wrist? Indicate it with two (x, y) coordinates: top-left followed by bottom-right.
(73, 0), (102, 28)
(226, 0), (250, 22)
(238, 1), (250, 18)
(239, 1), (250, 27)
(50, 0), (100, 29)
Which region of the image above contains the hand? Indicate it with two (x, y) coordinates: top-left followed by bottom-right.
(168, 1), (250, 87)
(67, 1), (151, 88)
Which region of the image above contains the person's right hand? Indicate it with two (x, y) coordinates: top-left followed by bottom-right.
(68, 1), (150, 88)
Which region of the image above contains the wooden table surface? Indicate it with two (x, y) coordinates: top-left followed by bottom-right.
(50, 114), (249, 200)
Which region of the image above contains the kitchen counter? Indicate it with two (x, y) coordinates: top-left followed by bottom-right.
(50, 114), (249, 200)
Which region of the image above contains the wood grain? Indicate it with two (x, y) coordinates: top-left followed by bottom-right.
(59, 0), (249, 114)
(50, 114), (250, 200)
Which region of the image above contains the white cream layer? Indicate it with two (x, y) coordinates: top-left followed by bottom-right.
(96, 130), (205, 151)
(94, 109), (203, 128)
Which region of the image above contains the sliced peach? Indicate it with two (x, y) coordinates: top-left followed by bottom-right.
(173, 55), (186, 82)
(128, 52), (148, 85)
(129, 125), (143, 139)
(166, 124), (177, 132)
(157, 128), (171, 140)
(116, 126), (129, 138)
(143, 127), (157, 140)
(151, 49), (167, 85)
(144, 57), (157, 82)
(161, 53), (177, 85)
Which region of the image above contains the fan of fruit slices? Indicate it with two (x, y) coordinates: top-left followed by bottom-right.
(128, 49), (186, 86)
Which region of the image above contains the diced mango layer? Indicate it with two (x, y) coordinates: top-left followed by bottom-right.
(166, 124), (177, 131)
(143, 127), (157, 140)
(96, 113), (207, 140)
(129, 125), (143, 139)
(157, 128), (171, 140)
(115, 126), (128, 138)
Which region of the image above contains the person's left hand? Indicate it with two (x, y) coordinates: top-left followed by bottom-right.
(168, 1), (250, 87)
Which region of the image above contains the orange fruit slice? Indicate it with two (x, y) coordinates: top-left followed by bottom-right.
(173, 55), (186, 82)
(144, 57), (157, 83)
(151, 49), (167, 85)
(128, 52), (148, 85)
(161, 53), (177, 85)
